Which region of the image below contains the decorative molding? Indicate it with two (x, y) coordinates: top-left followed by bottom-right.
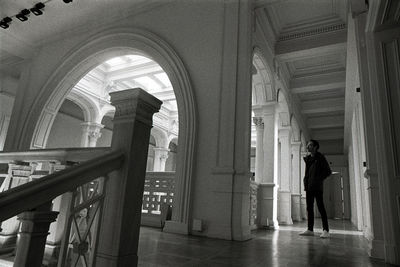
(381, 39), (400, 178)
(278, 23), (346, 41)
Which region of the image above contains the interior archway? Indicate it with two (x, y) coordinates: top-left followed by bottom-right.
(29, 28), (196, 233)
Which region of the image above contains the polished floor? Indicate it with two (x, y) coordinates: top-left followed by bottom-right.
(138, 220), (394, 267)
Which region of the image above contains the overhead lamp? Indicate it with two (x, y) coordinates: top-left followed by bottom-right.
(0, 17), (12, 29)
(30, 2), (45, 16)
(16, 9), (31, 21)
(63, 0), (73, 3)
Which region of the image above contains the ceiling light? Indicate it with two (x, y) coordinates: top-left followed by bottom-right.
(30, 3), (45, 16)
(0, 17), (12, 29)
(16, 9), (30, 21)
(63, 0), (73, 3)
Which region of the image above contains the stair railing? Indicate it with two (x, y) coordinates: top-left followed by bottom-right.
(0, 88), (162, 267)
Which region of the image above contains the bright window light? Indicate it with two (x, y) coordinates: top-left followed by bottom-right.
(135, 76), (162, 91)
(105, 57), (127, 67)
(125, 55), (151, 63)
(154, 73), (172, 87)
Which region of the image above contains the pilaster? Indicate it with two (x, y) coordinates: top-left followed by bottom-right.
(253, 117), (264, 184)
(278, 127), (292, 225)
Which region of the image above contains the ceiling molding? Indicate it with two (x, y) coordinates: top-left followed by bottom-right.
(291, 81), (345, 94)
(279, 23), (346, 41)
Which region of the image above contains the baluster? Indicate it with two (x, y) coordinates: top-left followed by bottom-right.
(14, 202), (58, 267)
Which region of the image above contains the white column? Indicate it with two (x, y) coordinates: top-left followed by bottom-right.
(255, 103), (278, 229)
(300, 151), (307, 220)
(153, 148), (169, 172)
(0, 92), (14, 151)
(291, 142), (301, 222)
(253, 117), (264, 184)
(80, 122), (104, 147)
(278, 127), (293, 225)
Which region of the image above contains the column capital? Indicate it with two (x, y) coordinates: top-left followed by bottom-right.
(252, 117), (264, 128)
(110, 88), (162, 126)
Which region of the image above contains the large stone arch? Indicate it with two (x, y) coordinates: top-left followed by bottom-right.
(28, 27), (197, 233)
(252, 48), (276, 105)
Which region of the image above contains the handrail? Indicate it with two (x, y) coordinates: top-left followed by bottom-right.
(0, 150), (124, 221)
(0, 147), (112, 164)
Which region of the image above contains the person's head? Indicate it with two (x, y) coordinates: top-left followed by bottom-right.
(306, 139), (319, 154)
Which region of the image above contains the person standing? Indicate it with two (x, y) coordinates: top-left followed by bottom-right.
(299, 139), (332, 238)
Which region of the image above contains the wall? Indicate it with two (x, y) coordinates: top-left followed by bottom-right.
(0, 75), (18, 151)
(4, 1), (254, 240)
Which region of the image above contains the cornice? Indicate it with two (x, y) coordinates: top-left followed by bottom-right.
(279, 23), (346, 41)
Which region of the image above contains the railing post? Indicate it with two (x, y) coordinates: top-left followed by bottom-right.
(14, 202), (58, 267)
(95, 88), (161, 267)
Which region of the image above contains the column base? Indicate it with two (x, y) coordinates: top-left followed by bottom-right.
(369, 238), (385, 260)
(258, 183), (277, 228)
(291, 193), (301, 222)
(278, 191), (293, 225)
(300, 196), (307, 220)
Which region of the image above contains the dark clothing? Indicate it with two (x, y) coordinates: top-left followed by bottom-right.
(306, 191), (329, 231)
(303, 152), (331, 192)
(303, 152), (331, 232)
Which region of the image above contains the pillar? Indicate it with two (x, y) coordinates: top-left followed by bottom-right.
(80, 122), (104, 147)
(0, 161), (33, 253)
(278, 127), (292, 225)
(300, 150), (307, 220)
(14, 202), (58, 267)
(153, 147), (169, 172)
(253, 117), (264, 184)
(291, 142), (301, 222)
(0, 92), (14, 151)
(95, 88), (161, 267)
(256, 103), (279, 229)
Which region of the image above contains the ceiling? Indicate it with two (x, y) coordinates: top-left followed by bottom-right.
(89, 55), (177, 112)
(256, 0), (348, 152)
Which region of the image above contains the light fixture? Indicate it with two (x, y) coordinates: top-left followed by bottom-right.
(16, 9), (31, 21)
(63, 0), (73, 3)
(30, 2), (45, 16)
(0, 17), (12, 29)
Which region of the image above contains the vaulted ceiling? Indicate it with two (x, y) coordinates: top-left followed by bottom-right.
(256, 0), (348, 153)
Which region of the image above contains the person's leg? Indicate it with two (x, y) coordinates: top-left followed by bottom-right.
(306, 191), (315, 231)
(315, 191), (329, 232)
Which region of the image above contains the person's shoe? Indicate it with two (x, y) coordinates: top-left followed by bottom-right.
(320, 230), (330, 238)
(299, 230), (314, 236)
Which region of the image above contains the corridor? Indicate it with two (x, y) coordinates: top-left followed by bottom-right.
(138, 220), (392, 267)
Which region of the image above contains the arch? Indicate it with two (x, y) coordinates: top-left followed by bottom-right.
(28, 27), (197, 231)
(67, 89), (101, 123)
(150, 127), (169, 148)
(252, 48), (276, 105)
(290, 114), (301, 142)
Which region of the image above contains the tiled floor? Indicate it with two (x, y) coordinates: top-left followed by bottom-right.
(138, 219), (394, 267)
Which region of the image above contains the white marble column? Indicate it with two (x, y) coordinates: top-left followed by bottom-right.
(291, 142), (301, 222)
(253, 117), (264, 184)
(255, 103), (279, 229)
(80, 122), (104, 147)
(300, 151), (307, 220)
(153, 147), (169, 172)
(278, 127), (293, 225)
